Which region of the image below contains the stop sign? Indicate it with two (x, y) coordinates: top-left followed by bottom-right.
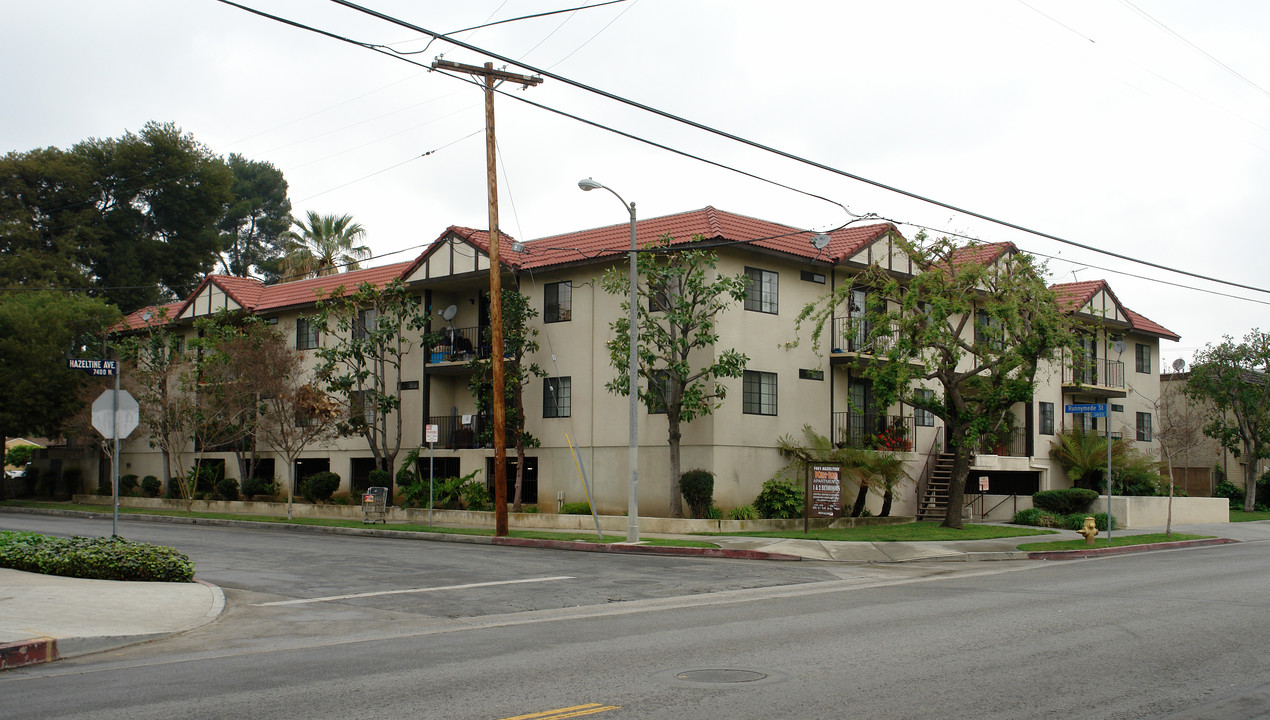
(92, 389), (140, 439)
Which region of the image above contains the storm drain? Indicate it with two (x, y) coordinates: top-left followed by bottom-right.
(674, 669), (767, 683)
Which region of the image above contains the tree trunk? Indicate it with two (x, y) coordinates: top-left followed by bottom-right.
(1245, 453), (1260, 513)
(942, 428), (970, 529)
(284, 457), (295, 520)
(667, 417), (683, 518)
(514, 442), (525, 512)
(880, 488), (894, 517)
(851, 483), (868, 517)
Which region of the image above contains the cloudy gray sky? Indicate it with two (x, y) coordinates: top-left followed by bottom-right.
(5, 1), (1269, 365)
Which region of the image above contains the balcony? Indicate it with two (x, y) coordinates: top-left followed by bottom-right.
(425, 414), (514, 449)
(976, 427), (1028, 457)
(832, 413), (916, 451)
(426, 326), (490, 370)
(1061, 358), (1126, 398)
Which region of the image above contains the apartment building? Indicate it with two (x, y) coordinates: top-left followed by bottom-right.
(113, 207), (1179, 518)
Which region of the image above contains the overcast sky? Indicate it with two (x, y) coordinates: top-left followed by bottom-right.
(5, 1), (1269, 366)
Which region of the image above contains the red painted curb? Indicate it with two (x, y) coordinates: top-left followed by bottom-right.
(1028, 537), (1236, 560)
(490, 536), (802, 561)
(0, 637), (58, 670)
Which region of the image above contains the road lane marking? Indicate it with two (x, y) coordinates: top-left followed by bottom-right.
(498, 703), (621, 720)
(252, 575), (576, 606)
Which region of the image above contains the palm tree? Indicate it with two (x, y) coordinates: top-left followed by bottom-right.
(279, 211), (371, 282)
(775, 425), (911, 517)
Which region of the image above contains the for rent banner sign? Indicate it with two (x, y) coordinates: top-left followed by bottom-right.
(810, 465), (842, 518)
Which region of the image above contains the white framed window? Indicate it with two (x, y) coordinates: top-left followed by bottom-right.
(742, 370), (777, 415)
(744, 267), (778, 314)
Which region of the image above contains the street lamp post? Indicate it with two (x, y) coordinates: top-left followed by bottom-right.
(578, 178), (639, 543)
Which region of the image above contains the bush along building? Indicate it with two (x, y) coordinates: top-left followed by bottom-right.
(106, 207), (1179, 522)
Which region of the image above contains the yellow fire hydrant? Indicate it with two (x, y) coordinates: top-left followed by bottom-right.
(1077, 516), (1099, 545)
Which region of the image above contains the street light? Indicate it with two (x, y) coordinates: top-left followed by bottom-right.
(578, 177), (640, 543)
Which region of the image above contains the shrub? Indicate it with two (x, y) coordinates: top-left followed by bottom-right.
(679, 469), (714, 518)
(214, 477), (239, 502)
(705, 505), (723, 520)
(329, 491), (353, 506)
(461, 480), (491, 511)
(753, 478), (804, 519)
(1032, 488), (1100, 515)
(433, 471), (479, 509)
(97, 477), (112, 496)
(519, 504), (539, 513)
(241, 475), (278, 500)
(62, 467), (83, 495)
(1213, 480), (1244, 508)
(141, 475), (161, 497)
(0, 531), (194, 582)
(1064, 512), (1117, 531)
(726, 505), (759, 521)
(119, 474), (140, 496)
(1012, 507), (1064, 527)
(301, 471), (341, 503)
(396, 463), (417, 489)
(368, 469), (392, 489)
(560, 501), (591, 515)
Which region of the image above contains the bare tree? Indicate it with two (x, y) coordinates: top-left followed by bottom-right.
(1155, 378), (1209, 536)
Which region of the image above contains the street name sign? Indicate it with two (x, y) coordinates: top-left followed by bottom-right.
(1064, 403), (1107, 418)
(68, 359), (119, 376)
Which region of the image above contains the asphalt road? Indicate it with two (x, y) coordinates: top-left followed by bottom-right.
(3, 514), (1270, 719)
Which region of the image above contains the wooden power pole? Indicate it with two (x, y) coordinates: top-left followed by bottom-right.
(432, 59), (541, 537)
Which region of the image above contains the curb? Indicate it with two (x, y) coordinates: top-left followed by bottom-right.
(1027, 537), (1237, 560)
(0, 637), (57, 670)
(0, 506), (798, 561)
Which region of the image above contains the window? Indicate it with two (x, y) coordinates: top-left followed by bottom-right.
(543, 377), (571, 418)
(354, 308), (376, 341)
(296, 318), (319, 350)
(648, 276), (677, 313)
(975, 309), (1003, 350)
(1039, 402), (1055, 435)
(742, 370), (778, 415)
(800, 270), (826, 284)
(1137, 412), (1153, 442)
(1111, 403), (1124, 413)
(1136, 343), (1152, 374)
(544, 282), (571, 323)
(798, 368), (824, 381)
(744, 267), (778, 314)
(915, 389), (935, 427)
(399, 380), (419, 390)
(646, 370), (672, 414)
(349, 390), (376, 426)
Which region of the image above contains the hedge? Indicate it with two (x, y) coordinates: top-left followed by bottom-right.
(0, 531), (195, 582)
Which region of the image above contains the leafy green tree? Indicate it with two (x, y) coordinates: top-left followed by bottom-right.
(280, 211), (370, 282)
(0, 147), (99, 291)
(311, 279), (428, 476)
(1185, 330), (1270, 512)
(5, 444), (35, 469)
(73, 121), (233, 311)
(218, 154), (292, 280)
(601, 234), (749, 518)
(795, 234), (1073, 528)
(467, 289), (545, 511)
(0, 292), (118, 493)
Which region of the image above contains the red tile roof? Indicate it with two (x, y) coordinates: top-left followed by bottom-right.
(516, 207), (895, 269)
(948, 241), (1017, 268)
(116, 302), (185, 331)
(253, 262), (413, 313)
(1049, 279), (1180, 341)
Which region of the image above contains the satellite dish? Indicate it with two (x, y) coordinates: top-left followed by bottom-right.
(1172, 358), (1186, 372)
(810, 233), (831, 250)
(441, 305), (458, 322)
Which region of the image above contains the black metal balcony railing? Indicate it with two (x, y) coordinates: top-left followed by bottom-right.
(1062, 358), (1125, 389)
(427, 326), (490, 364)
(425, 414), (516, 449)
(977, 427), (1027, 457)
(832, 318), (899, 355)
(832, 413), (916, 451)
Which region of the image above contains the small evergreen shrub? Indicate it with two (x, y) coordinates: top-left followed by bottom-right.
(1064, 512), (1117, 531)
(1032, 488), (1099, 515)
(1213, 480), (1244, 508)
(141, 475), (161, 497)
(1012, 507), (1064, 527)
(214, 477), (240, 502)
(0, 531), (194, 582)
(461, 480), (490, 511)
(560, 501), (591, 515)
(519, 504), (539, 513)
(679, 469), (715, 518)
(241, 475), (278, 499)
(119, 474), (140, 496)
(301, 471), (341, 503)
(753, 478), (804, 519)
(727, 505), (760, 521)
(368, 469), (392, 488)
(705, 505), (723, 520)
(328, 491), (353, 505)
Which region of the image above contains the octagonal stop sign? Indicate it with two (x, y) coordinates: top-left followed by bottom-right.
(92, 389), (140, 439)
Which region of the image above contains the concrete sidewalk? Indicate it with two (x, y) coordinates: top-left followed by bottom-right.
(1, 509), (1263, 670)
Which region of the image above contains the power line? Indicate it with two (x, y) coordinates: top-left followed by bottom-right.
(325, 0), (1270, 299)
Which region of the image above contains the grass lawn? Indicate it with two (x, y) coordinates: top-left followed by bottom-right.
(0, 501), (718, 548)
(693, 521), (1059, 542)
(1230, 509), (1270, 522)
(1017, 533), (1211, 552)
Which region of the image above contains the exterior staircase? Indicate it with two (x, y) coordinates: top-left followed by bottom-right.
(916, 452), (957, 520)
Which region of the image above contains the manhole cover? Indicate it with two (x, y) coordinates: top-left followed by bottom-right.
(675, 669), (767, 684)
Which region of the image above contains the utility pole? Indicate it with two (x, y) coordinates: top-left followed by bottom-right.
(432, 59), (541, 537)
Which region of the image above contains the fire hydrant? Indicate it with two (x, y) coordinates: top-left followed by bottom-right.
(1077, 516), (1099, 545)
